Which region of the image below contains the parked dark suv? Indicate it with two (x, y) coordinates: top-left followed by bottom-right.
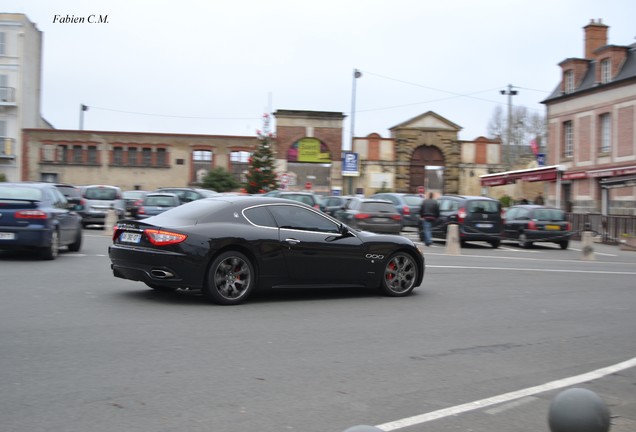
(432, 195), (503, 248)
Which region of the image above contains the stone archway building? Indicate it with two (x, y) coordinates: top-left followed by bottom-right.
(389, 111), (462, 194)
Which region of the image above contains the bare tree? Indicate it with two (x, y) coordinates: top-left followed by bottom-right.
(488, 105), (546, 164)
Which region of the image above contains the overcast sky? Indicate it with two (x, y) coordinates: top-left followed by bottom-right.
(5, 0), (636, 146)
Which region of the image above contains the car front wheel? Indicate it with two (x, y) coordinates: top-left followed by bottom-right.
(380, 252), (419, 297)
(203, 251), (255, 305)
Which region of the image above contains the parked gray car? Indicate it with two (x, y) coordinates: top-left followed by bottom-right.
(135, 192), (181, 219)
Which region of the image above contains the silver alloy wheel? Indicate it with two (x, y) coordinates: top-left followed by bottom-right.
(213, 255), (252, 301)
(383, 253), (417, 295)
(518, 232), (531, 248)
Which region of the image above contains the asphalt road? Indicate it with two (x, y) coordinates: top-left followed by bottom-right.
(1, 228), (635, 432)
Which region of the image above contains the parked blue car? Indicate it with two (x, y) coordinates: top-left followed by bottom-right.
(0, 182), (83, 259)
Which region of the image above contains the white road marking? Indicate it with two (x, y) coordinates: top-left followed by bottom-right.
(375, 356), (636, 431)
(429, 265), (636, 275)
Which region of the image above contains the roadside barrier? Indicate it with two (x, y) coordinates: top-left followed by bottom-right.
(445, 223), (461, 255)
(580, 229), (596, 261)
(104, 208), (118, 235)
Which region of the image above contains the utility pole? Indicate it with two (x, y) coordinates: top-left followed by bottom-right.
(499, 85), (517, 168)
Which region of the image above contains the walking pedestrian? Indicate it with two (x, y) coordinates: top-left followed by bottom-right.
(419, 192), (440, 246)
(534, 192), (545, 205)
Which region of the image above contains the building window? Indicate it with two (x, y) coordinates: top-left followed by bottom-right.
(142, 148), (152, 165)
(563, 121), (573, 158)
(230, 151), (251, 163)
(127, 147), (138, 166)
(600, 59), (611, 84)
(87, 146), (98, 164)
(73, 146), (83, 164)
(58, 145), (68, 163)
(600, 113), (611, 153)
(156, 148), (167, 166)
(113, 147), (123, 165)
(0, 32), (5, 56)
(193, 150), (213, 161)
(564, 71), (575, 94)
(0, 74), (8, 101)
(42, 144), (56, 162)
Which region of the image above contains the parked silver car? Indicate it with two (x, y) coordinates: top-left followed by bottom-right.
(79, 185), (125, 227)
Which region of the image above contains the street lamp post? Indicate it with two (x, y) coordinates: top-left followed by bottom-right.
(79, 104), (89, 130)
(499, 84), (518, 167)
(346, 69), (362, 195)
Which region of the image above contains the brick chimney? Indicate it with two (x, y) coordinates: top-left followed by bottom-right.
(584, 18), (608, 59)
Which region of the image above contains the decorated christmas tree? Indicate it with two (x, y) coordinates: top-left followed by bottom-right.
(244, 113), (279, 194)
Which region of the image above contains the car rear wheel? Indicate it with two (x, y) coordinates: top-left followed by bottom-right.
(559, 240), (569, 250)
(518, 232), (532, 248)
(40, 229), (59, 260)
(490, 239), (500, 248)
(380, 252), (418, 297)
(67, 228), (82, 252)
(203, 251), (255, 305)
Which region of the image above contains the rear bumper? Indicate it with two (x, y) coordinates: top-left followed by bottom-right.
(524, 231), (571, 242)
(108, 244), (205, 289)
(0, 227), (52, 249)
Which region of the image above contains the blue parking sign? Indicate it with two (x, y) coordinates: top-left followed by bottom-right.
(536, 153), (546, 167)
(342, 152), (359, 176)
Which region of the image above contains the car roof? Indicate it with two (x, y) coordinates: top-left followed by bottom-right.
(441, 194), (498, 201)
(2, 181), (55, 188)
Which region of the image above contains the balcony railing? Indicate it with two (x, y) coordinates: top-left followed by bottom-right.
(0, 87), (16, 103)
(1, 137), (16, 158)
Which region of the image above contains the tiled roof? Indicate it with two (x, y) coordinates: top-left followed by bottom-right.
(542, 42), (636, 103)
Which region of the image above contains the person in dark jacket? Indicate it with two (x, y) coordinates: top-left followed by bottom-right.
(419, 192), (440, 246)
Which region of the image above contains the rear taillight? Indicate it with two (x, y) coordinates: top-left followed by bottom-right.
(138, 207), (146, 215)
(15, 210), (47, 219)
(527, 221), (537, 230)
(133, 199), (143, 206)
(565, 222), (571, 231)
(144, 229), (187, 246)
(457, 208), (466, 223)
(402, 206), (410, 216)
(354, 213), (370, 219)
(391, 214), (402, 221)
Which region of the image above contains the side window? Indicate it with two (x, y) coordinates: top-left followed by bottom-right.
(49, 188), (67, 208)
(439, 199), (452, 211)
(269, 205), (340, 233)
(505, 208), (517, 220)
(244, 206), (277, 228)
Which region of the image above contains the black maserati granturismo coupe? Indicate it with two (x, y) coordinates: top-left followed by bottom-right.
(108, 196), (425, 305)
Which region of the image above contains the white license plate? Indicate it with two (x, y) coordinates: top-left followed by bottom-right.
(0, 232), (16, 240)
(120, 232), (142, 243)
(475, 223), (493, 228)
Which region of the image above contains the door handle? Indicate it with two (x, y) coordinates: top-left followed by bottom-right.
(285, 238), (300, 245)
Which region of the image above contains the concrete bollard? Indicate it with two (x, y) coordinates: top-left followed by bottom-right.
(342, 426), (383, 432)
(445, 224), (461, 255)
(580, 230), (596, 261)
(548, 388), (610, 432)
(104, 208), (118, 235)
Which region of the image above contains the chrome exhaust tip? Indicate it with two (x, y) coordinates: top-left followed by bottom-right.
(150, 269), (174, 279)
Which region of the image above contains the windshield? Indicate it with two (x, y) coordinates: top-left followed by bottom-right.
(84, 187), (119, 200)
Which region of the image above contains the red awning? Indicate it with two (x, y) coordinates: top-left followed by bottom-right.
(480, 165), (564, 187)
